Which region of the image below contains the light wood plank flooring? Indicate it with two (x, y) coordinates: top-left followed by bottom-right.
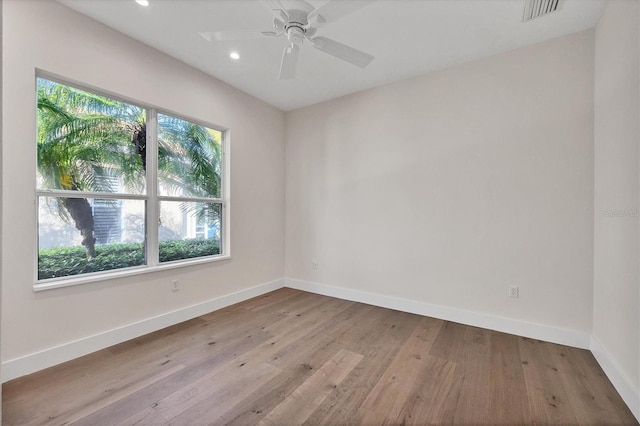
(3, 288), (637, 425)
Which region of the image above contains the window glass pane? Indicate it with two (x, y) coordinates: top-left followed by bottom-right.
(38, 196), (146, 279)
(36, 78), (146, 195)
(159, 201), (221, 262)
(157, 114), (222, 198)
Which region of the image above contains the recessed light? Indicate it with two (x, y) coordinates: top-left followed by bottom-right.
(135, 0), (149, 6)
(230, 52), (240, 60)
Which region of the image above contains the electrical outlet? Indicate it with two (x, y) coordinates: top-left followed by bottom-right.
(508, 286), (519, 298)
(311, 261), (319, 270)
(172, 280), (180, 292)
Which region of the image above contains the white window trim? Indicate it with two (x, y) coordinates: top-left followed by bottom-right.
(34, 76), (231, 291)
(33, 254), (232, 292)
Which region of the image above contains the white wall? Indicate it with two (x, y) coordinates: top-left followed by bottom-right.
(0, 0), (4, 418)
(285, 30), (595, 339)
(593, 0), (640, 418)
(2, 0), (285, 368)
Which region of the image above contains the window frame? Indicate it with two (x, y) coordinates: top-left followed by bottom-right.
(34, 74), (230, 291)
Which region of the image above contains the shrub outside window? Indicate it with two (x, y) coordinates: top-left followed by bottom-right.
(36, 77), (226, 284)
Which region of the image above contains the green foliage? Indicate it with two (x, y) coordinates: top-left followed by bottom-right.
(38, 239), (220, 280)
(158, 239), (220, 263)
(38, 242), (144, 280)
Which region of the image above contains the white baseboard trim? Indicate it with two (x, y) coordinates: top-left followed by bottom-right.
(6, 276), (636, 422)
(286, 278), (640, 418)
(2, 278), (284, 383)
(590, 335), (640, 422)
(285, 278), (591, 349)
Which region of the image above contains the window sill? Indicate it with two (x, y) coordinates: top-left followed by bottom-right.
(33, 254), (232, 292)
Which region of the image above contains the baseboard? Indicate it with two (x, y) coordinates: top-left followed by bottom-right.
(1, 278), (284, 383)
(286, 278), (640, 417)
(285, 278), (591, 349)
(590, 335), (640, 422)
(6, 276), (636, 422)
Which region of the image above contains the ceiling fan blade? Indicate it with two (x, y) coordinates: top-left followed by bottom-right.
(260, 0), (289, 22)
(308, 0), (375, 27)
(199, 30), (275, 42)
(279, 44), (300, 80)
(309, 36), (374, 68)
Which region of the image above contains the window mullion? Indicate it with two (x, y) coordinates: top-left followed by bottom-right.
(221, 130), (229, 256)
(146, 109), (160, 267)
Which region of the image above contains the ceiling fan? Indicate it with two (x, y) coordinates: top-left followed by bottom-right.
(199, 0), (376, 80)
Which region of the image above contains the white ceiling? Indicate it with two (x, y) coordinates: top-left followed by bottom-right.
(57, 0), (605, 111)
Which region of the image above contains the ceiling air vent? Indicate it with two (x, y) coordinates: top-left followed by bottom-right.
(523, 0), (562, 22)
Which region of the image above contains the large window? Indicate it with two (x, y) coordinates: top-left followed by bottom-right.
(36, 78), (226, 284)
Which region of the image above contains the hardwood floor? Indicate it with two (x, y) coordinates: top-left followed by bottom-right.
(3, 288), (637, 425)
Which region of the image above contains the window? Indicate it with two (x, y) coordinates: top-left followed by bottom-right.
(156, 113), (223, 263)
(36, 77), (227, 284)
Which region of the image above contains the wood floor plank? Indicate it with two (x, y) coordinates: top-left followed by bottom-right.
(263, 299), (363, 370)
(198, 288), (310, 326)
(519, 337), (580, 424)
(215, 304), (386, 425)
(161, 294), (322, 367)
(391, 354), (457, 425)
(358, 407), (387, 425)
(488, 331), (532, 424)
(303, 309), (426, 424)
(129, 291), (334, 375)
(52, 363), (185, 426)
(427, 320), (468, 362)
(258, 348), (364, 425)
(154, 359), (281, 422)
(4, 346), (187, 425)
(361, 316), (444, 420)
(71, 326), (273, 426)
(231, 287), (303, 313)
(451, 326), (493, 425)
(158, 296), (354, 424)
(106, 317), (208, 356)
(3, 289), (636, 426)
(549, 344), (638, 425)
(70, 295), (302, 425)
(424, 321), (469, 424)
(213, 361), (322, 425)
(115, 406), (169, 426)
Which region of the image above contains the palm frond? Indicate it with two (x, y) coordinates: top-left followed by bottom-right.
(158, 114), (222, 198)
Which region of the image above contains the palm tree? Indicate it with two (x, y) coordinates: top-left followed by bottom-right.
(37, 80), (146, 258)
(37, 79), (222, 259)
(157, 113), (222, 225)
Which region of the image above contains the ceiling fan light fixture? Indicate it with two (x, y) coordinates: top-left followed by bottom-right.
(286, 26), (305, 45)
(135, 0), (149, 6)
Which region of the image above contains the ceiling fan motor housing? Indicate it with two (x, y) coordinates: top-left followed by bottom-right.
(284, 8), (310, 45)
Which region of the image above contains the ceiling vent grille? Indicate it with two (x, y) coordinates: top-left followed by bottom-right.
(523, 0), (562, 22)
